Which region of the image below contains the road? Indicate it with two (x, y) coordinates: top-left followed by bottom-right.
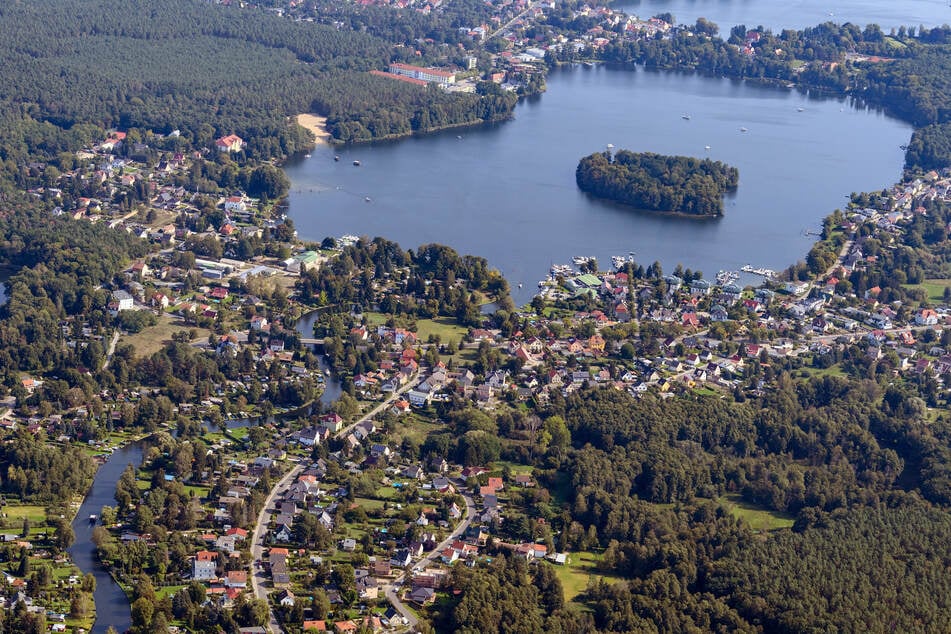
(102, 330), (121, 370)
(250, 462), (304, 634)
(383, 482), (476, 631)
(333, 372), (419, 440)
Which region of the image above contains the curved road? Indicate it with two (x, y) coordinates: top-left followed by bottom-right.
(333, 372), (419, 440)
(384, 482), (476, 631)
(250, 463), (304, 634)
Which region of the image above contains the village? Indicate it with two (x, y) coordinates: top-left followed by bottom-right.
(1, 109), (951, 634)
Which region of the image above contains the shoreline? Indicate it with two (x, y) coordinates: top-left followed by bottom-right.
(296, 113), (332, 145)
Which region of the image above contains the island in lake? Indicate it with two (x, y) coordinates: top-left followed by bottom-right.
(576, 150), (739, 216)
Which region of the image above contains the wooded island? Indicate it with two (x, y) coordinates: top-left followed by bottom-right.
(576, 150), (739, 216)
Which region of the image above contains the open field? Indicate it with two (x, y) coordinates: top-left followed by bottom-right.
(1, 504), (47, 526)
(120, 313), (210, 358)
(903, 278), (951, 304)
(551, 551), (625, 605)
(717, 494), (795, 531)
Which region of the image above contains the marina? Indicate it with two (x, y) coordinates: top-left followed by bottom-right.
(741, 264), (777, 278)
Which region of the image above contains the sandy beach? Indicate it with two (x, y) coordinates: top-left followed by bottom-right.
(296, 113), (331, 145)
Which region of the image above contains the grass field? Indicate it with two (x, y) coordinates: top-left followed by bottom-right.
(364, 312), (467, 344)
(903, 278), (951, 304)
(120, 313), (210, 358)
(2, 504), (47, 526)
(717, 494), (794, 531)
(551, 551), (625, 605)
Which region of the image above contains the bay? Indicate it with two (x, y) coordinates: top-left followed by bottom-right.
(285, 66), (912, 304)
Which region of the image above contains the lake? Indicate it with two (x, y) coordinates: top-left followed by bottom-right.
(285, 66), (912, 304)
(616, 0), (951, 32)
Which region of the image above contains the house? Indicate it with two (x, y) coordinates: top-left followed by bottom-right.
(274, 523), (293, 542)
(225, 570), (247, 588)
(303, 621), (327, 631)
(277, 589), (296, 607)
(390, 549), (413, 568)
(408, 586), (436, 606)
(515, 474), (535, 487)
(915, 309), (939, 326)
(111, 290), (134, 312)
(402, 465), (424, 480)
(193, 557), (217, 581)
(216, 134), (244, 153)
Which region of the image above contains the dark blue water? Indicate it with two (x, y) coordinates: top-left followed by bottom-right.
(285, 66), (912, 304)
(68, 443), (143, 634)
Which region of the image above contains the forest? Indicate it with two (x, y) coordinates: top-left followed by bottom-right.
(0, 0), (515, 171)
(576, 150), (739, 216)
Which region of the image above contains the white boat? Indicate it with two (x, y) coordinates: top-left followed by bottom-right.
(797, 107), (805, 112)
(364, 197), (372, 202)
(612, 255), (627, 270)
(716, 270), (739, 285)
(572, 256), (594, 265)
(739, 127), (748, 132)
(353, 160), (361, 166)
(682, 114), (691, 120)
(704, 145), (711, 150)
(741, 264), (754, 272)
(304, 153), (312, 158)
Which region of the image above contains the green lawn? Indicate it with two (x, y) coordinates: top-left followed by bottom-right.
(2, 504), (47, 526)
(903, 278), (951, 304)
(717, 494), (794, 531)
(353, 497), (387, 510)
(156, 584), (187, 600)
(801, 363), (846, 378)
(551, 552), (625, 605)
(364, 312), (467, 344)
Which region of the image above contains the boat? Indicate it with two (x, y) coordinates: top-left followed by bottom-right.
(89, 514), (97, 524)
(304, 153), (312, 158)
(550, 264), (574, 276)
(334, 155), (340, 161)
(682, 114), (691, 120)
(704, 145), (711, 150)
(612, 255), (628, 270)
(739, 127), (748, 132)
(716, 270), (739, 285)
(517, 283), (523, 289)
(572, 256), (594, 265)
(741, 264), (754, 272)
(353, 160), (361, 166)
(797, 107), (805, 112)
(364, 197), (372, 202)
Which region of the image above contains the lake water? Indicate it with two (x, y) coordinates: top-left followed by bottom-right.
(285, 66), (912, 304)
(616, 0), (951, 32)
(68, 443), (143, 634)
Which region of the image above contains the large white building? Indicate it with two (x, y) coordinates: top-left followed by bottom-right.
(388, 63), (456, 87)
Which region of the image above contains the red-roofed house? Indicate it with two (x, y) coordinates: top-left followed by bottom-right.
(216, 135), (244, 153)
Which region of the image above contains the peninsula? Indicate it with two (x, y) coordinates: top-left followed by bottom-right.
(576, 150), (739, 216)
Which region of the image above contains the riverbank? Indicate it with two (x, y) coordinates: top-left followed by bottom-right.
(296, 113), (332, 145)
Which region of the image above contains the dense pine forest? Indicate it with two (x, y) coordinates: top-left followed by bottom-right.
(577, 150), (739, 216)
(0, 0), (515, 168)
